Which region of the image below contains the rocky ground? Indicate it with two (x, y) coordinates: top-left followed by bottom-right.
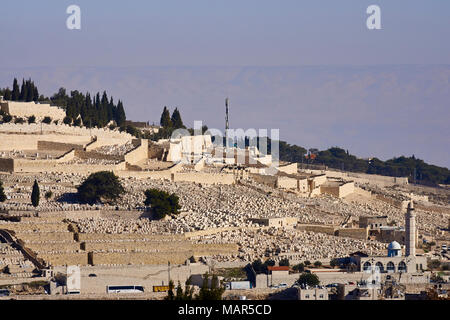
(0, 171), (448, 262)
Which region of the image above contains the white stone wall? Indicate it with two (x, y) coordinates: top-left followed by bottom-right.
(1, 101), (66, 120)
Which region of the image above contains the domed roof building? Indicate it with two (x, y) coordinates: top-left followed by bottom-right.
(387, 241), (402, 257)
(350, 201), (429, 284)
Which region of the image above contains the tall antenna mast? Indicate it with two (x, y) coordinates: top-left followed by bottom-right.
(225, 97), (229, 132)
(225, 98), (230, 148)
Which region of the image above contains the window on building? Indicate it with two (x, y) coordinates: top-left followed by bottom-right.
(398, 261), (407, 273)
(376, 262), (384, 272)
(387, 262), (395, 273)
(363, 261), (372, 271)
(305, 294), (310, 299)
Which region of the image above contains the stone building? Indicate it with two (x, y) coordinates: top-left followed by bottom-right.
(359, 216), (388, 229)
(352, 201), (428, 283)
(361, 215), (417, 246)
(298, 287), (329, 300)
(248, 217), (297, 229)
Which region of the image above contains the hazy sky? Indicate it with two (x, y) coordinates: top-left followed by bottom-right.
(0, 1), (449, 168)
(1, 0), (450, 67)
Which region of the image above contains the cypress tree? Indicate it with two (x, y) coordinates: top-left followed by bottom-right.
(107, 96), (115, 123)
(99, 91), (109, 127)
(32, 81), (39, 102)
(171, 108), (184, 129)
(12, 78), (19, 101)
(0, 181), (6, 202)
(31, 180), (40, 207)
(160, 106), (172, 127)
(3, 88), (11, 101)
(19, 79), (27, 101)
(115, 100), (126, 127)
(81, 93), (90, 125)
(26, 79), (33, 102)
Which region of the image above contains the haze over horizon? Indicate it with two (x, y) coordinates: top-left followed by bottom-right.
(1, 65), (449, 169)
(0, 1), (449, 168)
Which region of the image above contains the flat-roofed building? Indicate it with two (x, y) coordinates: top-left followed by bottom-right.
(298, 287), (329, 300)
(248, 217), (297, 229)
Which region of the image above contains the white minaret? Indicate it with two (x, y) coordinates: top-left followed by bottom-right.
(405, 200), (416, 257)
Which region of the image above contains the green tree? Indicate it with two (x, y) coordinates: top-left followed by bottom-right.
(304, 260), (311, 266)
(330, 259), (340, 268)
(314, 261), (322, 268)
(31, 180), (40, 207)
(63, 116), (72, 125)
(183, 279), (195, 300)
(265, 259), (275, 267)
(32, 81), (39, 102)
(160, 106), (172, 127)
(165, 279), (194, 301)
(165, 280), (175, 300)
(175, 281), (184, 300)
(42, 116), (52, 124)
(3, 88), (11, 100)
(73, 117), (82, 127)
(3, 114), (12, 123)
(251, 259), (265, 274)
(77, 171), (125, 205)
(115, 100), (126, 127)
(196, 273), (224, 300)
(298, 272), (320, 287)
(279, 258), (290, 267)
(26, 79), (34, 102)
(0, 181), (7, 202)
(292, 263), (305, 273)
(171, 107), (184, 129)
(44, 191), (53, 200)
(28, 115), (36, 124)
(19, 79), (27, 101)
(143, 188), (181, 220)
(123, 125), (141, 138)
(12, 78), (20, 101)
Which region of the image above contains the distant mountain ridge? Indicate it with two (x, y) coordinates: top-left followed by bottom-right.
(0, 65), (448, 168)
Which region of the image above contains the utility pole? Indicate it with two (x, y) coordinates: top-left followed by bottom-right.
(168, 261), (171, 284)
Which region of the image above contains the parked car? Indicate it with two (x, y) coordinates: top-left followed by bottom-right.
(326, 283), (339, 288)
(278, 283), (288, 289)
(88, 274), (97, 277)
(0, 289), (10, 297)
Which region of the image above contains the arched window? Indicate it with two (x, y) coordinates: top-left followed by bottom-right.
(375, 262), (384, 273)
(363, 261), (372, 271)
(398, 261), (407, 273)
(387, 262), (395, 273)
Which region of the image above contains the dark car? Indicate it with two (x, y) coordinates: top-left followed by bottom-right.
(0, 289), (10, 297)
(88, 274), (97, 277)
